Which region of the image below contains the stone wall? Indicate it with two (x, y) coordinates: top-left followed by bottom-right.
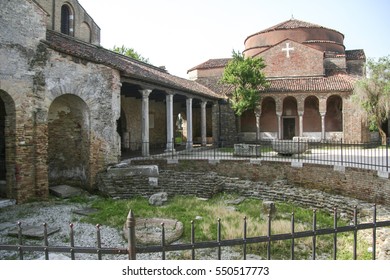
(117, 160), (390, 208)
(97, 165), (223, 199)
(0, 0), (121, 202)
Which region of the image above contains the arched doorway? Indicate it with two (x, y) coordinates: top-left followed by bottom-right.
(48, 94), (90, 188)
(260, 97), (277, 137)
(325, 95), (343, 132)
(303, 96), (321, 135)
(0, 90), (16, 198)
(282, 96), (298, 139)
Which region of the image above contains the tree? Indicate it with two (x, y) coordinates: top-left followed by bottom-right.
(220, 50), (269, 140)
(111, 45), (150, 63)
(353, 55), (390, 144)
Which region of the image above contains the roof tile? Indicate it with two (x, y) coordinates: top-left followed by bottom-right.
(43, 30), (221, 99)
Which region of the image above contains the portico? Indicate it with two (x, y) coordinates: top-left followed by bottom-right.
(119, 80), (215, 157)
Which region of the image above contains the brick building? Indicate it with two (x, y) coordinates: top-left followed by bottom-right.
(0, 2), (370, 203)
(188, 19), (368, 143)
(0, 0), (219, 202)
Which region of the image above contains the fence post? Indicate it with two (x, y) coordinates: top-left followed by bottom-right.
(43, 223), (49, 260)
(127, 210), (136, 260)
(386, 139), (389, 172)
(291, 212), (295, 260)
(217, 218), (221, 260)
(333, 208), (338, 260)
(312, 210), (317, 260)
(17, 222), (23, 260)
(340, 138), (343, 166)
(372, 204), (377, 260)
(353, 206), (358, 260)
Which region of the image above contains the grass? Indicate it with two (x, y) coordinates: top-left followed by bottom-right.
(84, 193), (372, 260)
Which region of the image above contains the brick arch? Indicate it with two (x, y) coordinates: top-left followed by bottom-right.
(326, 95), (343, 132)
(303, 95), (321, 132)
(0, 90), (16, 199)
(48, 94), (90, 189)
(260, 97), (277, 132)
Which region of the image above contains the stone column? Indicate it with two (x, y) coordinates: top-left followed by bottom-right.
(165, 93), (175, 152)
(320, 112), (326, 141)
(255, 111), (261, 142)
(140, 89), (152, 157)
(201, 100), (207, 146)
(186, 97), (193, 150)
(298, 111), (304, 137)
(276, 112), (282, 140)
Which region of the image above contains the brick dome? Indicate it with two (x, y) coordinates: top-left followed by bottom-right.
(243, 19), (345, 57)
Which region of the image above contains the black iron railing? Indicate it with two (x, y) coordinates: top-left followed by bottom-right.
(1, 205), (389, 260)
(121, 139), (390, 171)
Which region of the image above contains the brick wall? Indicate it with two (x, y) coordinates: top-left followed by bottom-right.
(125, 160), (390, 207)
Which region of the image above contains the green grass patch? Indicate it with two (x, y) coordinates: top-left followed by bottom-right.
(84, 193), (371, 260)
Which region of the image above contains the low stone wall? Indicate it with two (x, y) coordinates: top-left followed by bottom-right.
(97, 164), (223, 199)
(129, 159), (390, 207)
(97, 159), (390, 215)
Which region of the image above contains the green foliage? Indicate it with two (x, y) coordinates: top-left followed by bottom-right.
(353, 55), (390, 143)
(220, 50), (269, 116)
(85, 193), (370, 259)
(111, 45), (150, 63)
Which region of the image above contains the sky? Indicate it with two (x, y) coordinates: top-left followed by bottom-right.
(78, 0), (390, 78)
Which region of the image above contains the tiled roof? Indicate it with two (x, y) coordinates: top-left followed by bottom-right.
(187, 58), (231, 72)
(246, 19), (343, 42)
(346, 49), (366, 60)
(194, 74), (357, 97)
(262, 74), (356, 93)
(43, 30), (221, 99)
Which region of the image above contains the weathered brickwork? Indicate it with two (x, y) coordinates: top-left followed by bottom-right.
(0, 0), (120, 202)
(125, 160), (390, 207)
(34, 0), (100, 44)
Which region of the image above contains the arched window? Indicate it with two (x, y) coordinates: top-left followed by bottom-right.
(61, 5), (72, 35)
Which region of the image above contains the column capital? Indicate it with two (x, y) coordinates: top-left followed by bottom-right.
(298, 111), (304, 117)
(320, 111), (326, 117)
(276, 112), (283, 117)
(139, 89), (152, 98)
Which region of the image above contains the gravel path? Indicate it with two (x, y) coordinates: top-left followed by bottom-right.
(0, 197), (129, 260)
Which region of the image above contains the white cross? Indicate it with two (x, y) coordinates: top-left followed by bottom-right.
(282, 43), (294, 58)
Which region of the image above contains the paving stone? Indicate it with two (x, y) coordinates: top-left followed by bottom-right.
(49, 185), (83, 198)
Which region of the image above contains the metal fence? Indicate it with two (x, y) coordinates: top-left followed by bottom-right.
(123, 139), (390, 171)
(1, 205), (389, 260)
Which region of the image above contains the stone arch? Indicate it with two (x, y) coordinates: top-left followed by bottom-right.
(303, 95), (321, 132)
(48, 94), (90, 188)
(260, 97), (277, 132)
(61, 3), (74, 36)
(326, 95), (343, 132)
(282, 96), (298, 139)
(0, 90), (16, 199)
